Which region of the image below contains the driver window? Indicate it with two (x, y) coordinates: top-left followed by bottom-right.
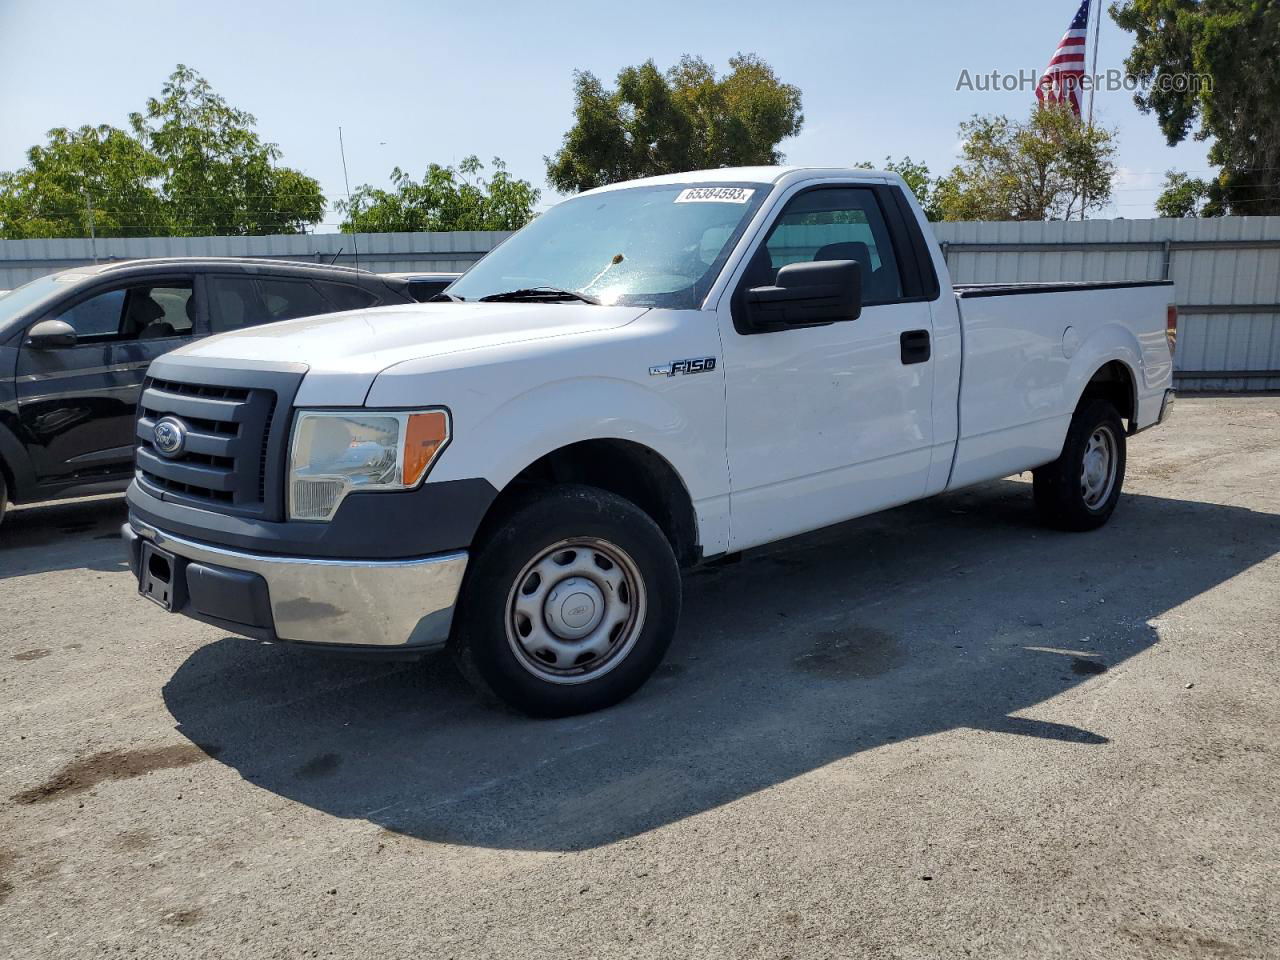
(56, 283), (194, 342)
(758, 188), (904, 304)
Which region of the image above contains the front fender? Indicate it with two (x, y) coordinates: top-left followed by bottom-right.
(425, 375), (729, 556)
(0, 414), (36, 499)
(436, 376), (720, 493)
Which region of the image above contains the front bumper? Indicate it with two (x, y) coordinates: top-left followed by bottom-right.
(124, 520), (468, 652)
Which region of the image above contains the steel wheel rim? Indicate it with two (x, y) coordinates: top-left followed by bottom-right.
(1080, 425), (1118, 510)
(504, 537), (647, 685)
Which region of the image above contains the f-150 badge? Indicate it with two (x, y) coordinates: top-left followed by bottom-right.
(649, 357), (717, 377)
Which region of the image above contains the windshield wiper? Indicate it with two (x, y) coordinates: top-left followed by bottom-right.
(478, 286), (600, 305)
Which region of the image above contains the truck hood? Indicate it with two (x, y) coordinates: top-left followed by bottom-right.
(167, 302), (648, 405)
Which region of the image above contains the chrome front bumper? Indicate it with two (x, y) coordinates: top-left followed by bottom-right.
(125, 520), (468, 651)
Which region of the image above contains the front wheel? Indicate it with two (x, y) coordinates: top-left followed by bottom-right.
(451, 484), (681, 717)
(1033, 399), (1127, 531)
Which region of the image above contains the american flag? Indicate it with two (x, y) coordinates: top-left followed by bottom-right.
(1037, 0), (1091, 116)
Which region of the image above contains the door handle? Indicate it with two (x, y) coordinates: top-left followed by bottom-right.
(900, 330), (931, 365)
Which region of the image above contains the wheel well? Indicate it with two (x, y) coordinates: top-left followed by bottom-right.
(1079, 361), (1135, 430)
(484, 440), (700, 567)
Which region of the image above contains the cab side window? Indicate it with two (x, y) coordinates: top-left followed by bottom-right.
(57, 283), (194, 342)
(756, 188), (904, 305)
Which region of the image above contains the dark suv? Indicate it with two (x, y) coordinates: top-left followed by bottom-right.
(0, 258), (415, 523)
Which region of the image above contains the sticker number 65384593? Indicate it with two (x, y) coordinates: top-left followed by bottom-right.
(674, 187), (754, 204)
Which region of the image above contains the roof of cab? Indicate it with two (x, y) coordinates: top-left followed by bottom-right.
(580, 166), (893, 197)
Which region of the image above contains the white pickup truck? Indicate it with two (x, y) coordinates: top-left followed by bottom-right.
(124, 166), (1176, 716)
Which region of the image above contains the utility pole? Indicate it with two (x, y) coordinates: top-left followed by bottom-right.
(84, 190), (98, 263)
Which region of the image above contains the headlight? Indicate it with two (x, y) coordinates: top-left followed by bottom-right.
(288, 409), (450, 521)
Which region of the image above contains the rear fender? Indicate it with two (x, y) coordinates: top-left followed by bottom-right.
(1064, 324), (1142, 421)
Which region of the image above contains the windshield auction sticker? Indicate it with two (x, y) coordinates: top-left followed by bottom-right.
(674, 187), (755, 204)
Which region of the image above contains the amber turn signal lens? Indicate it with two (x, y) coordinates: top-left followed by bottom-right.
(401, 411), (449, 486)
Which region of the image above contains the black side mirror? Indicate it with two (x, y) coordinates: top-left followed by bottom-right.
(25, 318), (78, 349)
(746, 260), (862, 331)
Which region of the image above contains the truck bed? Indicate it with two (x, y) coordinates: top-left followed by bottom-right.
(954, 280), (1174, 298)
(945, 279), (1176, 491)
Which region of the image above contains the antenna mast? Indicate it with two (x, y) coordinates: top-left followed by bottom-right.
(339, 126), (359, 271)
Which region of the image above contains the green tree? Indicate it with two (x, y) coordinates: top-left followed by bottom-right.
(546, 54), (803, 193)
(856, 157), (941, 221)
(338, 156), (539, 232)
(0, 124), (168, 238)
(935, 105), (1118, 221)
(129, 64), (325, 235)
(0, 65), (324, 239)
(1111, 0), (1280, 216)
(1154, 169), (1220, 217)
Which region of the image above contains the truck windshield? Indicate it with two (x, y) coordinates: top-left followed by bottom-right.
(448, 183), (769, 309)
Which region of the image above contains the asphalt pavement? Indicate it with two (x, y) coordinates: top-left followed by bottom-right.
(2, 396), (1277, 959)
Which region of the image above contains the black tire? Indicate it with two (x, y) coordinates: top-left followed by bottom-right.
(1033, 399), (1127, 531)
(451, 484), (681, 717)
(0, 469), (7, 529)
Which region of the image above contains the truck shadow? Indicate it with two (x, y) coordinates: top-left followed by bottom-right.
(162, 480), (1278, 852)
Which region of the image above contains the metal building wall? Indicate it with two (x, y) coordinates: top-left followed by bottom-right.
(0, 231), (513, 289)
(933, 217), (1280, 391)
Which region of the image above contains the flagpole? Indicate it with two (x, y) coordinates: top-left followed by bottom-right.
(1087, 0), (1101, 129)
(1082, 0), (1101, 220)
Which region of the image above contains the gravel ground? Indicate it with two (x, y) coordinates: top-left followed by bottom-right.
(1, 396), (1277, 960)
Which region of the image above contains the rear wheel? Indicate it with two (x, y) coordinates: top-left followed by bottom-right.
(1033, 399), (1126, 531)
(0, 469), (8, 529)
(452, 484), (681, 717)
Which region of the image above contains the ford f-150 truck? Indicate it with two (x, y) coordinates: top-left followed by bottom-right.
(123, 166), (1176, 716)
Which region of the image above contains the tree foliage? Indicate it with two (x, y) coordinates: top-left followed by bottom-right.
(856, 157), (942, 221)
(0, 65), (324, 239)
(1111, 0), (1280, 215)
(935, 105), (1118, 221)
(129, 64), (324, 235)
(0, 125), (169, 238)
(338, 156), (539, 232)
(1155, 169), (1219, 217)
(546, 54), (803, 193)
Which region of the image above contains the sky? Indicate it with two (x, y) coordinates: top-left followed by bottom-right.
(0, 0), (1212, 228)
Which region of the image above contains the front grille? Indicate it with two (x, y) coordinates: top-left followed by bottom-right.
(135, 370), (297, 520)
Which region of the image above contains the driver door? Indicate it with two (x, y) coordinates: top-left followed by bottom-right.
(716, 184), (936, 551)
(16, 277), (196, 483)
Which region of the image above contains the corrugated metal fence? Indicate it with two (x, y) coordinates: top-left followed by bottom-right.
(2, 217), (1278, 390)
(934, 217), (1280, 391)
(0, 231), (505, 289)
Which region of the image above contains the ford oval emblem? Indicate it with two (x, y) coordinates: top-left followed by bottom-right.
(153, 416), (188, 458)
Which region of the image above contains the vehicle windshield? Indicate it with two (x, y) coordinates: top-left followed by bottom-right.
(448, 183), (769, 309)
(0, 273), (68, 330)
